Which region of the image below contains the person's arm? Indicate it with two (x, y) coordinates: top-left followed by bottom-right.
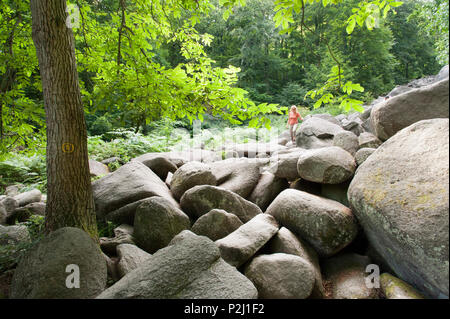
(298, 112), (303, 121)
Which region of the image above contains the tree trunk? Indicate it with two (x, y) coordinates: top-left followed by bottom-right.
(30, 0), (98, 239)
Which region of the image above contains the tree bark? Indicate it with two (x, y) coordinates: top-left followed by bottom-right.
(30, 0), (98, 239)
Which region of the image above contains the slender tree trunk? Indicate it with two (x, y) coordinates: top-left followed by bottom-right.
(30, 0), (98, 239)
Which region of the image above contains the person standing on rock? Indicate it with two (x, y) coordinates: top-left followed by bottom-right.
(286, 105), (303, 143)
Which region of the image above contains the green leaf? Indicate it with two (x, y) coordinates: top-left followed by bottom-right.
(351, 83), (364, 92)
(223, 9), (231, 21)
(389, 1), (403, 8)
(248, 118), (258, 127)
(346, 18), (356, 34)
(352, 103), (365, 112)
(383, 5), (390, 18)
(356, 15), (364, 26)
(365, 15), (376, 30)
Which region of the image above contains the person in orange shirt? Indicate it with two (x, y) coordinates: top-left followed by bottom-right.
(286, 105), (303, 143)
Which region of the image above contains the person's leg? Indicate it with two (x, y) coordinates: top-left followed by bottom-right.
(290, 124), (294, 142)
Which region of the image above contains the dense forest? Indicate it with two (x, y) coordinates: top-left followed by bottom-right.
(0, 0), (447, 155)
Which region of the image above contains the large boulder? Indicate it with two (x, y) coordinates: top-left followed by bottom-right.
(8, 202), (46, 224)
(103, 198), (151, 225)
(0, 225), (30, 245)
(116, 244), (152, 278)
(0, 197), (18, 218)
(215, 214), (279, 268)
(134, 149), (221, 168)
(191, 209), (243, 241)
(134, 197), (190, 253)
(223, 142), (287, 158)
(308, 113), (342, 126)
(341, 117), (364, 136)
(388, 65), (448, 98)
(170, 161), (217, 201)
(13, 189), (41, 207)
(266, 189), (358, 257)
(333, 131), (359, 155)
(371, 78), (449, 141)
(100, 224), (135, 255)
(295, 117), (344, 149)
(361, 117), (374, 134)
(297, 146), (356, 184)
(358, 132), (382, 149)
(89, 159), (110, 177)
(209, 158), (262, 199)
(323, 253), (379, 299)
(244, 253), (315, 299)
(248, 172), (288, 211)
(96, 231), (258, 299)
(267, 227), (325, 298)
(180, 185), (262, 223)
(133, 156), (177, 181)
(354, 148), (376, 166)
(348, 119), (449, 298)
(10, 227), (107, 299)
(92, 161), (178, 220)
(266, 148), (305, 180)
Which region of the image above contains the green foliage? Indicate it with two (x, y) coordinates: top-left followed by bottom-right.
(88, 115), (113, 136)
(0, 0), (44, 153)
(0, 152), (46, 192)
(305, 65), (365, 112)
(388, 0), (441, 84)
(345, 0), (403, 34)
(200, 0), (434, 114)
(87, 126), (181, 162)
(22, 214), (45, 240)
(409, 0), (449, 65)
(277, 83), (311, 107)
(74, 0), (282, 132)
(97, 220), (119, 238)
(0, 0), (444, 182)
(292, 0), (400, 112)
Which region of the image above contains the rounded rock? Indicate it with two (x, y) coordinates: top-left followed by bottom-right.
(244, 253), (315, 299)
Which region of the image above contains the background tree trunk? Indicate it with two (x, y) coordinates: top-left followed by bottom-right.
(30, 0), (98, 239)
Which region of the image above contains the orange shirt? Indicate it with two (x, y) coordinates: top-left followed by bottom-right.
(288, 111), (301, 125)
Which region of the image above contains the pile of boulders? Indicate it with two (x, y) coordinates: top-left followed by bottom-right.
(0, 187), (45, 227)
(2, 66), (448, 299)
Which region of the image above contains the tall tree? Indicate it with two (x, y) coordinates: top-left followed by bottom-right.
(30, 0), (97, 238)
